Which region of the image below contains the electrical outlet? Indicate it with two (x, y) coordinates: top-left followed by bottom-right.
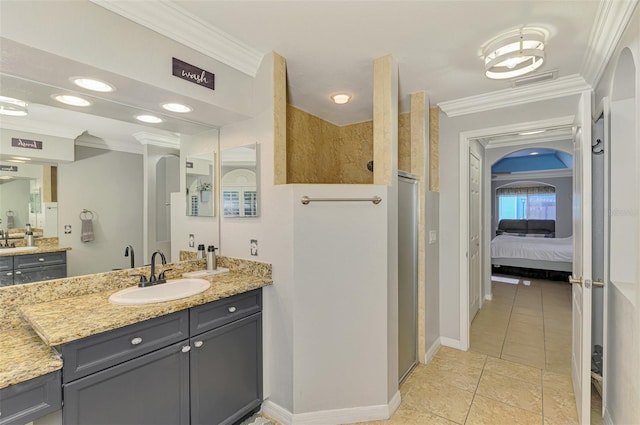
(250, 239), (258, 256)
(64, 225), (72, 234)
(188, 234), (195, 248)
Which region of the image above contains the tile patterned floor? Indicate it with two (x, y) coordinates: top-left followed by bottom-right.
(352, 276), (604, 425)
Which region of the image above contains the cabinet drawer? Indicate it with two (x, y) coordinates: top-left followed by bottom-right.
(62, 310), (188, 383)
(13, 265), (66, 285)
(0, 371), (61, 425)
(14, 252), (66, 269)
(190, 289), (262, 336)
(0, 257), (12, 273)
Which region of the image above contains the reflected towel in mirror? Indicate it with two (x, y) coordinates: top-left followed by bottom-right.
(81, 218), (94, 242)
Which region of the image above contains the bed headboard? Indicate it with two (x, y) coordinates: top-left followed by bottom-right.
(497, 219), (555, 236)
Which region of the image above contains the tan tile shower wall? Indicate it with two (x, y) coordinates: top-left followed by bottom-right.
(429, 107), (440, 192)
(287, 106), (377, 184)
(274, 53), (287, 185)
(398, 112), (412, 173)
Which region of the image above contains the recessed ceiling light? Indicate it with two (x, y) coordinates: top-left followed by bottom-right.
(54, 94), (91, 107)
(136, 114), (163, 124)
(331, 94), (351, 104)
(71, 77), (115, 92)
(161, 103), (192, 113)
(484, 28), (546, 80)
(6, 159), (25, 163)
(0, 96), (28, 116)
(519, 129), (545, 136)
(529, 151), (539, 156)
(12, 157), (31, 161)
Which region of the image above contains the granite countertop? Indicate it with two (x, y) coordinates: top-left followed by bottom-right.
(0, 326), (63, 389)
(0, 245), (71, 257)
(20, 271), (272, 347)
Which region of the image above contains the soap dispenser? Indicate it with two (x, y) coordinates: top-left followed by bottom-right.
(206, 245), (217, 271)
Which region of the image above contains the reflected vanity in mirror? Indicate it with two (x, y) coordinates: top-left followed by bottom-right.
(221, 144), (259, 218)
(185, 154), (215, 217)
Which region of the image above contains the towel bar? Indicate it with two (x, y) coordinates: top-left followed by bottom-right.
(300, 196), (382, 205)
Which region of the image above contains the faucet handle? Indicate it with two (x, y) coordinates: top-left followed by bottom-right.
(158, 268), (173, 283)
(129, 273), (148, 286)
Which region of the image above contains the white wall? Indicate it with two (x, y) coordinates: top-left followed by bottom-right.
(0, 179), (30, 230)
(438, 95), (581, 342)
(57, 146), (143, 276)
(424, 191), (440, 353)
(594, 6), (640, 424)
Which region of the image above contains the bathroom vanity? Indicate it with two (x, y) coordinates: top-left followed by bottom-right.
(0, 256), (271, 425)
(0, 246), (69, 287)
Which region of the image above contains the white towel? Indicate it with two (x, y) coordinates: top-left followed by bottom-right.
(81, 218), (94, 242)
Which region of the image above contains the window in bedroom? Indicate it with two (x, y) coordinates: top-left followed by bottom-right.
(497, 184), (556, 221)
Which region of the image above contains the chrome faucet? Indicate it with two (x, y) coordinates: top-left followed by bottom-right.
(124, 245), (135, 269)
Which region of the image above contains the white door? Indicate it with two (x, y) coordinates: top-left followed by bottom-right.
(469, 151), (481, 321)
(570, 91), (593, 424)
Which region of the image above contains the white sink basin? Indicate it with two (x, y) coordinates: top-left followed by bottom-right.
(109, 278), (211, 305)
(0, 246), (38, 254)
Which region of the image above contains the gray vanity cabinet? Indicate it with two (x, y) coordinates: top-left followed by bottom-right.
(61, 289), (263, 425)
(190, 313), (262, 425)
(13, 252), (67, 285)
(63, 341), (190, 425)
(0, 371), (61, 425)
(0, 257), (12, 287)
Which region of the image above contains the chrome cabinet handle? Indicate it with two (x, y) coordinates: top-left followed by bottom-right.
(14, 271), (21, 275)
(182, 345), (191, 353)
(131, 337), (143, 345)
(6, 272), (12, 276)
(194, 341), (203, 348)
(228, 306), (237, 313)
(38, 258), (45, 262)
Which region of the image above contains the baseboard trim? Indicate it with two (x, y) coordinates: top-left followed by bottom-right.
(424, 338), (441, 364)
(261, 392), (401, 425)
(484, 293), (493, 301)
(261, 400), (293, 425)
(440, 337), (463, 350)
(603, 407), (614, 425)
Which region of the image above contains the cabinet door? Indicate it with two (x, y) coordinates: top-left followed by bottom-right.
(0, 257), (13, 287)
(190, 313), (262, 425)
(63, 341), (190, 425)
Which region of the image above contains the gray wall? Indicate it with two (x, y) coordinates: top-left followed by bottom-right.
(425, 191), (440, 352)
(591, 117), (604, 350)
(0, 179), (30, 229)
(491, 175), (573, 238)
(57, 146), (143, 276)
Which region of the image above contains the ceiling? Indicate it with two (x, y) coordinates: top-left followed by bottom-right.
(0, 0), (634, 153)
(492, 148), (573, 173)
(158, 0), (603, 125)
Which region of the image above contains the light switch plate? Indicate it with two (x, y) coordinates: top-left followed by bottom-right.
(429, 230), (437, 244)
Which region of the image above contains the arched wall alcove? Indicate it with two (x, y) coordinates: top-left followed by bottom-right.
(609, 47), (638, 297)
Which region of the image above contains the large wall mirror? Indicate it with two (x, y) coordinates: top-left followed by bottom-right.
(221, 144), (259, 218)
(0, 38), (222, 278)
(186, 154), (215, 217)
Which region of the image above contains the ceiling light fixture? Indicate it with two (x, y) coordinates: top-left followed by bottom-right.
(331, 94), (351, 104)
(529, 151), (539, 156)
(72, 77), (115, 92)
(12, 157), (31, 161)
(136, 114), (163, 124)
(161, 103), (192, 113)
(54, 94), (91, 107)
(0, 96), (28, 116)
(6, 159), (26, 163)
(484, 27), (546, 80)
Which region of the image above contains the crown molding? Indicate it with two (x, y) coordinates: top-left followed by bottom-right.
(0, 117), (84, 140)
(89, 0), (263, 77)
(581, 0), (639, 87)
(133, 131), (180, 148)
(492, 169), (573, 181)
(75, 138), (144, 155)
(438, 75), (591, 117)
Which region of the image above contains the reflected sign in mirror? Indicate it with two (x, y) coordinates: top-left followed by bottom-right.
(221, 144), (258, 218)
(186, 154), (215, 217)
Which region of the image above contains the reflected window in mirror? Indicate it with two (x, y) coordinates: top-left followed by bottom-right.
(221, 144), (258, 218)
(185, 154), (215, 217)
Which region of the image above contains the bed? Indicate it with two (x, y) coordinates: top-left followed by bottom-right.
(491, 219), (573, 277)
